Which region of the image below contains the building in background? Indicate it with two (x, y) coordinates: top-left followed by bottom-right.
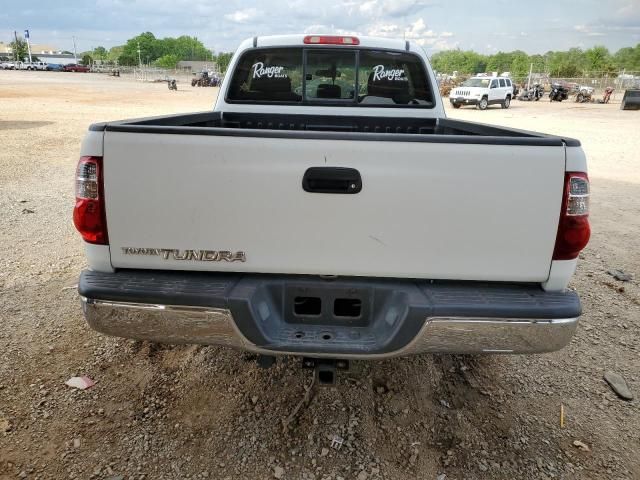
(33, 52), (76, 65)
(0, 41), (12, 60)
(0, 41), (75, 64)
(177, 60), (219, 73)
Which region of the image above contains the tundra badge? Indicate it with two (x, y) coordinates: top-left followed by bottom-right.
(121, 248), (246, 262)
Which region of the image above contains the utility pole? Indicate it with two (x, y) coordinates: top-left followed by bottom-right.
(72, 36), (78, 63)
(25, 29), (32, 63)
(13, 31), (19, 62)
(137, 42), (142, 68)
(527, 63), (533, 91)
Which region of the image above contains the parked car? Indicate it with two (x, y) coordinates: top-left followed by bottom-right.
(46, 63), (65, 71)
(74, 34), (589, 381)
(32, 61), (49, 71)
(16, 61), (48, 70)
(63, 64), (90, 72)
(449, 75), (514, 110)
(1, 61), (16, 70)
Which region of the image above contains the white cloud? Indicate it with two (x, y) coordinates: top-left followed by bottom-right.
(303, 25), (360, 36)
(367, 23), (401, 36)
(366, 18), (455, 50)
(574, 24), (606, 36)
(357, 0), (434, 18)
(359, 1), (378, 16)
(224, 8), (260, 24)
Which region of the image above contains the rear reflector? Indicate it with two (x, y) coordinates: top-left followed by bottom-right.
(553, 172), (590, 260)
(303, 35), (360, 45)
(73, 156), (108, 245)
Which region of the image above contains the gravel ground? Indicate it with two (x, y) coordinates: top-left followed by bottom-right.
(0, 70), (639, 480)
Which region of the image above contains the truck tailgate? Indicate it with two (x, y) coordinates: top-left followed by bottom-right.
(103, 132), (565, 282)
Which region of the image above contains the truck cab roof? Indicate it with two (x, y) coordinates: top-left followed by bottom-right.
(239, 34), (411, 52)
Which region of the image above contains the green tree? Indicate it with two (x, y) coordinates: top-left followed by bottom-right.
(93, 46), (107, 61)
(116, 32), (212, 65)
(107, 46), (124, 63)
(545, 49), (585, 77)
(81, 54), (93, 66)
(9, 37), (28, 61)
(163, 36), (211, 60)
(509, 51), (530, 77)
(584, 45), (613, 73)
(613, 44), (640, 71)
(486, 51), (514, 73)
(156, 54), (180, 69)
(215, 52), (234, 73)
(430, 43), (639, 77)
(430, 49), (487, 74)
(119, 32), (161, 66)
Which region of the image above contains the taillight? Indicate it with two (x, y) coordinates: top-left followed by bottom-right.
(73, 156), (108, 244)
(552, 172), (590, 260)
(303, 35), (360, 45)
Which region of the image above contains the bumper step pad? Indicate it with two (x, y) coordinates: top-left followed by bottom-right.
(79, 270), (581, 356)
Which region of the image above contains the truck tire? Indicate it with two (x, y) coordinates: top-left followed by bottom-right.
(501, 96), (511, 109)
(452, 103), (462, 109)
(478, 97), (488, 110)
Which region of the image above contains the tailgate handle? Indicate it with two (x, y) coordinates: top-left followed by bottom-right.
(302, 167), (362, 194)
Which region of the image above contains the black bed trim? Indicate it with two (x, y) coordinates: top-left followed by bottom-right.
(89, 112), (580, 147)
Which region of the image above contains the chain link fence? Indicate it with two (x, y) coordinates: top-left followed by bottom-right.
(90, 63), (222, 86)
(508, 72), (640, 103)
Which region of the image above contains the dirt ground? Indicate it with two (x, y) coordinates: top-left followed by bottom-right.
(0, 70), (638, 480)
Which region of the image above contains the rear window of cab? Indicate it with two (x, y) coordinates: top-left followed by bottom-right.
(226, 47), (434, 108)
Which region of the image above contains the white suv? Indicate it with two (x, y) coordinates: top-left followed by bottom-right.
(450, 76), (514, 110)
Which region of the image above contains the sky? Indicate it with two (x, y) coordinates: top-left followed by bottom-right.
(1, 0), (639, 55)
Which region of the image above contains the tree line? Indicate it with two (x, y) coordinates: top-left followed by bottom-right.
(9, 30), (639, 77)
(430, 44), (640, 77)
(80, 32), (233, 71)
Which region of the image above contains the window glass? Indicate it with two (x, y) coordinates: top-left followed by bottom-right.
(490, 79), (498, 88)
(358, 50), (432, 105)
(305, 50), (356, 100)
(506, 79), (512, 86)
(499, 79), (506, 87)
(227, 48), (303, 102)
(462, 78), (490, 88)
(226, 47), (433, 107)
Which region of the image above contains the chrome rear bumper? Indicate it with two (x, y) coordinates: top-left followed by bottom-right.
(81, 297), (578, 359)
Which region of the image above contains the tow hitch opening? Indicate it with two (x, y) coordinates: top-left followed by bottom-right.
(302, 358), (349, 386)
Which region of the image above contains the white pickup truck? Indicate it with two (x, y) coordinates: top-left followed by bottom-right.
(75, 35), (590, 368)
(17, 61), (49, 71)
